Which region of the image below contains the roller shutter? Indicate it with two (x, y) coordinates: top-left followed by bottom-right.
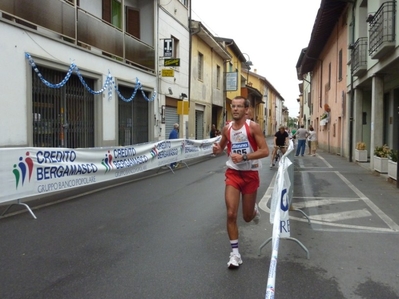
(165, 106), (179, 138)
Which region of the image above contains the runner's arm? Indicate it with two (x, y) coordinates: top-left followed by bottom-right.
(212, 125), (228, 155)
(243, 122), (269, 161)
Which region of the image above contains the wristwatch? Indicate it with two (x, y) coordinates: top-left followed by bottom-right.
(242, 154), (248, 161)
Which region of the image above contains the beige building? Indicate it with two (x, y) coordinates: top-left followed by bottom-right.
(189, 20), (230, 138)
(215, 38), (247, 123)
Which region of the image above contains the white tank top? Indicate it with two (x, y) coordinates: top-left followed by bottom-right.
(226, 120), (260, 171)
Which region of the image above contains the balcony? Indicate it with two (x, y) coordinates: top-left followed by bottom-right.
(0, 0), (155, 72)
(368, 1), (396, 60)
(350, 37), (368, 76)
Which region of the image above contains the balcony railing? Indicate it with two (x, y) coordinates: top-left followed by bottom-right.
(0, 0), (155, 72)
(351, 37), (368, 76)
(368, 1), (396, 59)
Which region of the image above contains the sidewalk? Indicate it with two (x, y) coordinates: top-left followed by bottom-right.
(270, 148), (399, 299)
(291, 149), (399, 232)
(319, 150), (397, 187)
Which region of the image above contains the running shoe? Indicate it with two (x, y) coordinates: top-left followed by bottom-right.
(227, 252), (242, 269)
(253, 203), (260, 224)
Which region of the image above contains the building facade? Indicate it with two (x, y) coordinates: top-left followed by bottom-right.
(157, 0), (191, 140)
(297, 0), (398, 177)
(190, 20), (230, 139)
(0, 0), (159, 147)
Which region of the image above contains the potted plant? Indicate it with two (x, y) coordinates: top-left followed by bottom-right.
(355, 142), (367, 162)
(388, 149), (398, 180)
(374, 145), (390, 173)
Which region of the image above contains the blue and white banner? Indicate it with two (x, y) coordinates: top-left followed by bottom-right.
(269, 144), (293, 238)
(0, 137), (219, 204)
(265, 141), (294, 299)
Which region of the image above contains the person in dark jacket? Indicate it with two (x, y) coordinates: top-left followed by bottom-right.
(169, 123), (179, 168)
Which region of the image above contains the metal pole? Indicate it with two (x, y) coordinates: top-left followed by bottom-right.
(397, 104), (399, 188)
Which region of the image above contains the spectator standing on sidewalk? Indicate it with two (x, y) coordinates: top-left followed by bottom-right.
(307, 126), (318, 156)
(294, 125), (309, 156)
(169, 123), (179, 168)
(212, 96), (269, 269)
(210, 124), (217, 138)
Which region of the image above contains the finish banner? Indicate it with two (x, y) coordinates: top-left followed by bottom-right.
(0, 138), (218, 204)
(269, 144), (293, 238)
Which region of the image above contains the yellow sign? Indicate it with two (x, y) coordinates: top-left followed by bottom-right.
(177, 101), (189, 115)
(162, 69), (174, 77)
(164, 59), (180, 67)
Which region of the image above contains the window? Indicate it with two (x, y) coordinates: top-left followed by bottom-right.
(216, 65), (221, 89)
(102, 0), (122, 29)
(126, 7), (140, 39)
(118, 86), (149, 145)
(179, 0), (189, 6)
(66, 0), (80, 5)
(32, 67), (94, 148)
(338, 49), (343, 81)
(103, 1), (140, 38)
(198, 52), (204, 81)
(172, 36), (179, 58)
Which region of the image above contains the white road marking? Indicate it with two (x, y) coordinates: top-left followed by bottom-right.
(334, 171), (399, 231)
(309, 209), (372, 222)
(294, 154), (333, 168)
(316, 154), (333, 168)
(292, 198), (359, 209)
(259, 169), (399, 233)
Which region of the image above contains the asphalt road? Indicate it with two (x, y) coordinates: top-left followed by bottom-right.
(1, 140), (399, 299)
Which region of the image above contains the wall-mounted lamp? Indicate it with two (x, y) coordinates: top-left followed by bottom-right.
(168, 87), (173, 95)
(180, 93), (188, 99)
(161, 105), (166, 124)
(348, 43), (355, 50)
(242, 53), (253, 69)
(242, 53), (253, 83)
(366, 14), (374, 23)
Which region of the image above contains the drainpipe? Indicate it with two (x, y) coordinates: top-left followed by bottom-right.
(188, 0), (193, 139)
(188, 1), (193, 106)
(349, 1), (357, 162)
(397, 103), (399, 188)
(304, 53), (323, 139)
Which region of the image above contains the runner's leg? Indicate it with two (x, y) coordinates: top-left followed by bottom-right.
(225, 185), (240, 240)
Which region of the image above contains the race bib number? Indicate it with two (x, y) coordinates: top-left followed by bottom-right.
(231, 142), (249, 155)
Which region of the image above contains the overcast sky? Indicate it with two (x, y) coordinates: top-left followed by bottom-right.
(191, 0), (321, 118)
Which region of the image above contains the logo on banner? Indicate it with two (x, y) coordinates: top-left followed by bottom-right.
(101, 150), (114, 173)
(180, 141), (185, 154)
(12, 152), (34, 189)
(150, 146), (158, 158)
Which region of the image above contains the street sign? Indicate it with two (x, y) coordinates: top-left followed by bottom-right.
(225, 72), (238, 91)
(177, 101), (189, 115)
(161, 69), (174, 77)
(164, 59), (180, 67)
(163, 39), (173, 57)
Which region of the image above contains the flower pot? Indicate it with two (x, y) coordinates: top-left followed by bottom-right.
(355, 149), (367, 162)
(388, 160), (397, 180)
(374, 156), (388, 173)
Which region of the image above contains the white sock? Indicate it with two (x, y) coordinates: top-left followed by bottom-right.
(230, 239), (239, 255)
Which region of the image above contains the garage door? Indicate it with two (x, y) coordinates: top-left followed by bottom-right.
(165, 106), (179, 138)
(195, 110), (204, 139)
